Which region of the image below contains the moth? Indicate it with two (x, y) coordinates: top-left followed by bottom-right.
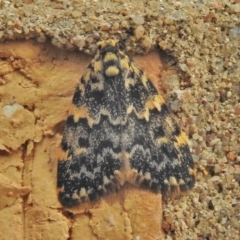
(57, 39), (195, 207)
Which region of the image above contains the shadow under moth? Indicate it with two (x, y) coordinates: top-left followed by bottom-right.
(57, 39), (195, 207)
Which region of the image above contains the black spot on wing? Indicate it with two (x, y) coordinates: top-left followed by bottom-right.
(78, 137), (89, 148)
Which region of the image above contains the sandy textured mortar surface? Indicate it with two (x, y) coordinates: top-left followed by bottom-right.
(0, 0), (240, 240)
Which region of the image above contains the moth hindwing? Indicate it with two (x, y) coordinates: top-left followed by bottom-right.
(57, 39), (195, 207)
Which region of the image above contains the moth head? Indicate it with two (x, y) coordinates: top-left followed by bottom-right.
(99, 39), (117, 49)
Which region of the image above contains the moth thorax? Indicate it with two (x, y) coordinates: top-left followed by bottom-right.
(103, 52), (120, 77)
(104, 64), (120, 77)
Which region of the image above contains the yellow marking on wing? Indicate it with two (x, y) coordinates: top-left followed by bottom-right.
(78, 83), (85, 94)
(169, 176), (178, 186)
(70, 105), (95, 127)
(156, 136), (169, 145)
(103, 176), (111, 185)
(164, 116), (175, 134)
(104, 52), (118, 62)
(175, 132), (188, 146)
(131, 64), (140, 76)
(120, 55), (130, 70)
(164, 179), (169, 185)
(144, 172), (151, 180)
(126, 105), (134, 114)
(91, 80), (104, 91)
(126, 104), (149, 120)
(129, 60), (149, 88)
(71, 106), (124, 126)
(82, 68), (91, 82)
(79, 187), (88, 198)
(74, 148), (87, 156)
(113, 152), (140, 186)
(126, 95), (165, 121)
(153, 94), (165, 104)
(57, 186), (64, 193)
(114, 170), (126, 186)
(94, 59), (103, 73)
(105, 66), (120, 77)
(145, 98), (155, 110)
(126, 169), (139, 185)
(143, 108), (150, 121)
(78, 69), (92, 93)
(146, 95), (165, 111)
(141, 95), (165, 121)
(57, 147), (70, 161)
(72, 192), (80, 200)
(140, 74), (149, 88)
(179, 179), (185, 185)
(125, 77), (136, 89)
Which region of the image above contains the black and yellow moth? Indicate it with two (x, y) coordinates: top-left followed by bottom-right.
(57, 39), (195, 207)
